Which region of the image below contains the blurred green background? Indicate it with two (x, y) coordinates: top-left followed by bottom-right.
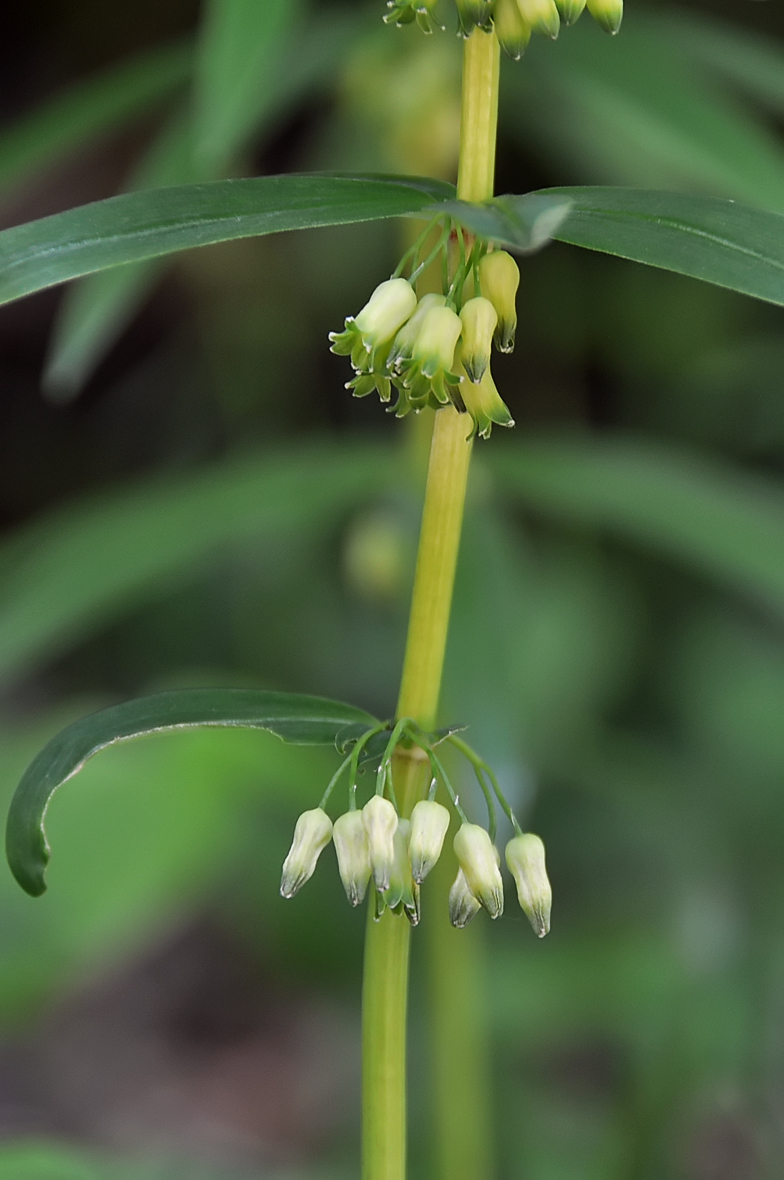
(1, 1), (784, 1177)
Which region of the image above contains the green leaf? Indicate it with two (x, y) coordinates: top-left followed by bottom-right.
(193, 0), (301, 172)
(493, 435), (784, 614)
(6, 689), (378, 898)
(455, 188), (784, 306)
(0, 172), (454, 306)
(508, 16), (784, 209)
(0, 441), (393, 681)
(0, 40), (191, 193)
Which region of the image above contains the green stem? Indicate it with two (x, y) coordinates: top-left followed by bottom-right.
(361, 26), (500, 1180)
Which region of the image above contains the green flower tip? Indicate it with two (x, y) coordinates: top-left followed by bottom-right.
(587, 0), (622, 33)
(333, 811), (372, 906)
(554, 0), (586, 24)
(494, 0), (532, 59)
(453, 823), (504, 919)
(477, 251), (519, 354)
(517, 0), (560, 39)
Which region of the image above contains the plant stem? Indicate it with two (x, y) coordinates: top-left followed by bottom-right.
(362, 27), (501, 1180)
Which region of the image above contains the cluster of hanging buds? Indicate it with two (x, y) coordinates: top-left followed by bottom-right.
(280, 720), (552, 937)
(329, 224), (519, 440)
(384, 0), (622, 43)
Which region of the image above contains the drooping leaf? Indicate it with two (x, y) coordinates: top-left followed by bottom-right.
(493, 435), (784, 614)
(6, 689), (379, 898)
(0, 173), (454, 306)
(453, 188), (784, 306)
(0, 441), (394, 681)
(0, 41), (191, 193)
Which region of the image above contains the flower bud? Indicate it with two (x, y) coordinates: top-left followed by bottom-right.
(333, 810), (372, 906)
(505, 833), (552, 937)
(458, 364), (514, 441)
(587, 0), (622, 33)
(384, 0), (417, 26)
(409, 800), (450, 883)
(355, 278), (418, 351)
(280, 808), (333, 899)
(454, 0), (493, 37)
(449, 868), (481, 928)
(384, 819), (420, 924)
(453, 823), (504, 919)
(386, 294), (446, 375)
(362, 794), (399, 892)
(412, 305), (463, 381)
(516, 0), (560, 39)
(459, 297), (497, 384)
(554, 0), (586, 24)
(493, 0), (532, 59)
(477, 251), (519, 353)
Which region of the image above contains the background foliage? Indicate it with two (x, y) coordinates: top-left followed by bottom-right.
(1, 1), (784, 1177)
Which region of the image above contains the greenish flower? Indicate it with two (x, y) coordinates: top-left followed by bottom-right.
(493, 0), (532, 59)
(458, 360), (514, 440)
(280, 808), (333, 899)
(384, 818), (420, 925)
(448, 867), (482, 928)
(587, 0), (622, 33)
(517, 0), (560, 39)
(329, 278), (417, 367)
(554, 0), (586, 24)
(477, 250), (520, 353)
(459, 296), (497, 384)
(386, 293), (447, 376)
(453, 823), (504, 919)
(362, 794), (399, 892)
(454, 0), (494, 37)
(505, 833), (552, 937)
(409, 800), (451, 883)
(333, 810), (372, 906)
(399, 303), (463, 409)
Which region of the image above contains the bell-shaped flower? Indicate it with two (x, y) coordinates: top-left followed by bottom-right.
(280, 808), (333, 899)
(362, 794), (399, 892)
(449, 868), (482, 928)
(516, 0), (560, 38)
(587, 0), (622, 33)
(409, 800), (450, 883)
(458, 362), (514, 441)
(333, 810), (372, 906)
(459, 297), (498, 384)
(329, 278), (417, 367)
(477, 251), (520, 353)
(453, 823), (504, 919)
(454, 0), (493, 37)
(384, 819), (420, 925)
(506, 833), (552, 937)
(383, 0), (417, 26)
(554, 0), (586, 24)
(386, 294), (447, 376)
(494, 0), (532, 59)
(401, 303), (463, 408)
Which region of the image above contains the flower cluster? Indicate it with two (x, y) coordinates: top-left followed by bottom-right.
(384, 0), (622, 44)
(329, 239), (520, 440)
(280, 722), (552, 936)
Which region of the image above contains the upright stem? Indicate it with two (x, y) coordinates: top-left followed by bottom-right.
(362, 27), (501, 1180)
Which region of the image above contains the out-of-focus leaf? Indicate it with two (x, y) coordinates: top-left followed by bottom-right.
(0, 173), (454, 306)
(0, 442), (394, 681)
(442, 193), (573, 253)
(44, 8), (359, 398)
(0, 41), (191, 193)
(662, 11), (784, 118)
(506, 16), (784, 209)
(7, 688), (377, 898)
(493, 436), (784, 614)
(0, 1140), (305, 1178)
(461, 188), (784, 306)
(193, 0), (300, 172)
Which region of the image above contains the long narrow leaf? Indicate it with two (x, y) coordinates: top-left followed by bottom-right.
(0, 173), (454, 306)
(451, 188), (784, 306)
(0, 442), (394, 682)
(0, 41), (191, 193)
(6, 689), (378, 897)
(493, 436), (784, 614)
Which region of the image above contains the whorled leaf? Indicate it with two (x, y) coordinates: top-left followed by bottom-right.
(6, 689), (378, 898)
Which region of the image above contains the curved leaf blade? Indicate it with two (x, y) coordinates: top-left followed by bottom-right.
(457, 188), (784, 306)
(0, 172), (454, 306)
(6, 689), (379, 897)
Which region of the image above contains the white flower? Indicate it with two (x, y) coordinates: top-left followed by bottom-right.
(384, 818), (420, 925)
(333, 810), (372, 906)
(459, 297), (498, 384)
(453, 823), (504, 919)
(280, 808), (333, 899)
(506, 833), (552, 937)
(329, 278), (417, 367)
(409, 800), (450, 883)
(449, 868), (481, 927)
(362, 794), (399, 892)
